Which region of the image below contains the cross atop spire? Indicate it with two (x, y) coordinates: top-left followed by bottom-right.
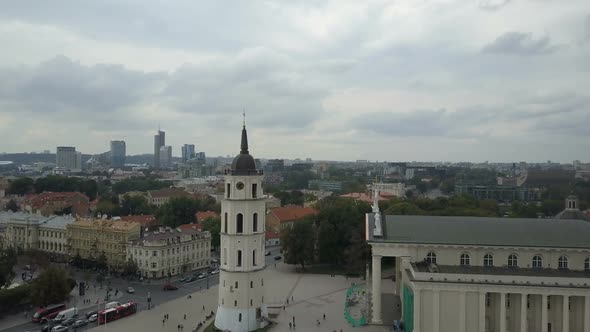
(243, 109), (246, 128)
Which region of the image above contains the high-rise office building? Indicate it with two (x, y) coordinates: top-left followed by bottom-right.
(154, 130), (165, 169)
(159, 146), (172, 169)
(181, 144), (196, 163)
(56, 146), (82, 171)
(110, 140), (126, 168)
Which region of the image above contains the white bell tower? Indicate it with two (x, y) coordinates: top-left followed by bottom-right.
(215, 123), (267, 331)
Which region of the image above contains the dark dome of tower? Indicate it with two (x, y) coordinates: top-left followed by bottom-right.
(230, 124), (258, 175)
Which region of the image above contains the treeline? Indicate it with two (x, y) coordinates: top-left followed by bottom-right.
(111, 177), (173, 194)
(281, 197), (371, 275)
(7, 176), (100, 200)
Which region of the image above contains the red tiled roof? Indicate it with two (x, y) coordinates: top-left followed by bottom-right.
(26, 192), (89, 208)
(266, 230), (280, 240)
(195, 211), (219, 222)
(269, 206), (317, 223)
(178, 223), (200, 231)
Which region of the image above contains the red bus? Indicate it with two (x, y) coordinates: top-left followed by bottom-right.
(98, 301), (137, 324)
(32, 304), (66, 323)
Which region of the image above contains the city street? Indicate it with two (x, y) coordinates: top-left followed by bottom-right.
(0, 247), (282, 332)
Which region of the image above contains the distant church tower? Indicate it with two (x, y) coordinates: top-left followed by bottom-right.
(215, 123), (267, 331)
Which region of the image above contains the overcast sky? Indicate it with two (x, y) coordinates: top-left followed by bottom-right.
(0, 0), (588, 162)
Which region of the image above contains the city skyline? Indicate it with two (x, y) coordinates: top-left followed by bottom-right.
(0, 1), (588, 162)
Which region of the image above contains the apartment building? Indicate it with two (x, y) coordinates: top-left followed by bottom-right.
(126, 225), (211, 279)
(66, 218), (140, 268)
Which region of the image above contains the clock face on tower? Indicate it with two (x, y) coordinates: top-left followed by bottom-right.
(236, 182), (245, 190)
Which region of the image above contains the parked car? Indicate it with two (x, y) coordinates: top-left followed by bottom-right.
(265, 251), (271, 256)
(210, 269), (219, 275)
(53, 307), (78, 322)
(61, 317), (76, 326)
(50, 326), (68, 332)
(72, 319), (88, 328)
(163, 283), (178, 291)
(40, 322), (56, 332)
(85, 311), (97, 319)
(197, 273), (207, 279)
(126, 286), (135, 294)
(88, 314), (98, 322)
(274, 255), (282, 261)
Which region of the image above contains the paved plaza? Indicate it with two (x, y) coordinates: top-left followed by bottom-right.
(87, 262), (392, 332)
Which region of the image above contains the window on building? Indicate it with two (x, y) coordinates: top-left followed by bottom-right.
(253, 249), (257, 266)
(426, 251), (436, 264)
(223, 248), (227, 265)
(235, 281), (238, 289)
(585, 257), (590, 271)
(239, 313), (242, 322)
(236, 214), (243, 233)
(153, 251), (157, 257)
(253, 213), (258, 232)
(486, 293), (491, 307)
(261, 278), (264, 287)
(224, 213), (228, 233)
(484, 253), (494, 267)
(548, 296), (551, 309)
(558, 255), (569, 270)
(234, 300), (237, 307)
(508, 254), (518, 267)
(460, 253), (470, 266)
(237, 250), (242, 267)
(506, 294), (511, 308)
(227, 183), (231, 198)
(252, 183), (257, 199)
(532, 255), (543, 268)
(527, 295), (530, 308)
(250, 281), (253, 288)
(151, 262), (157, 268)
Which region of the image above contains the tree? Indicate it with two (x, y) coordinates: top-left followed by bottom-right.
(120, 195), (152, 216)
(5, 199), (18, 212)
(274, 191), (304, 206)
(0, 244), (17, 289)
(97, 251), (107, 271)
(201, 217), (221, 251)
(123, 258), (139, 277)
(29, 267), (71, 307)
(22, 249), (50, 277)
(7, 177), (34, 196)
(281, 219), (315, 270)
(156, 197), (202, 228)
(344, 224), (371, 276)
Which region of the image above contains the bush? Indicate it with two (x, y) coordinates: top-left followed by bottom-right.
(0, 284), (31, 314)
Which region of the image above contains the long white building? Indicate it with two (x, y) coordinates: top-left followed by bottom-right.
(367, 195), (590, 332)
(215, 124), (267, 331)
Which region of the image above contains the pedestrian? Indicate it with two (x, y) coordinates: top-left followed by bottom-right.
(177, 323), (180, 330)
(286, 299), (289, 305)
(289, 322), (292, 329)
(203, 305), (205, 312)
(184, 314), (186, 320)
(292, 316), (295, 324)
(293, 323), (296, 329)
(323, 313), (326, 320)
(316, 319), (320, 326)
(291, 296), (293, 301)
(162, 319), (165, 325)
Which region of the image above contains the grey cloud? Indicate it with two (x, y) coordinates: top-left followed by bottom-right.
(482, 32), (558, 55)
(478, 0), (511, 11)
(0, 55), (163, 115)
(352, 93), (590, 139)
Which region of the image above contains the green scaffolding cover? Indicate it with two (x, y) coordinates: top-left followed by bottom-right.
(403, 286), (414, 332)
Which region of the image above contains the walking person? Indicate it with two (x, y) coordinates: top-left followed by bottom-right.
(323, 313), (326, 320)
(184, 314), (186, 320)
(292, 316), (295, 324)
(289, 322), (292, 329)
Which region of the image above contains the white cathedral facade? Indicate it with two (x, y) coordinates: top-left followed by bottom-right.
(214, 124), (268, 331)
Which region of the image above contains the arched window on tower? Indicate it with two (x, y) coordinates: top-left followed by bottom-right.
(253, 249), (257, 266)
(484, 253), (494, 267)
(237, 250), (242, 267)
(236, 213), (243, 233)
(253, 213), (258, 232)
(223, 248), (227, 265)
(227, 183), (231, 198)
(252, 183), (258, 198)
(460, 253), (470, 266)
(224, 213), (228, 233)
(532, 255), (543, 268)
(558, 256), (569, 270)
(508, 254), (518, 267)
(426, 251), (436, 264)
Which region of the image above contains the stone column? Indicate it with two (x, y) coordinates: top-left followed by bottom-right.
(584, 296), (590, 332)
(459, 291), (466, 332)
(541, 295), (548, 332)
(561, 295), (570, 332)
(500, 292), (507, 332)
(479, 292), (486, 332)
(414, 288), (421, 332)
(371, 255), (382, 324)
(433, 290), (440, 332)
(520, 293), (528, 332)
